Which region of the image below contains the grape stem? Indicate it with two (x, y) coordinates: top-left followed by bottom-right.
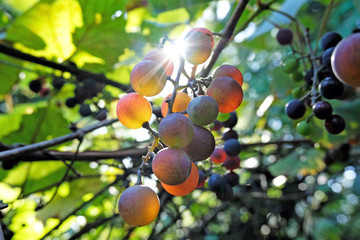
(167, 55), (185, 115)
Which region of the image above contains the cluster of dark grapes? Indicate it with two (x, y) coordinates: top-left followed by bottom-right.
(276, 28), (359, 135)
(29, 72), (107, 120)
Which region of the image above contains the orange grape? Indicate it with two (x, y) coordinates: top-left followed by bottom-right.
(213, 65), (243, 86)
(161, 161), (199, 196)
(144, 48), (175, 77)
(118, 185), (160, 226)
(130, 60), (167, 96)
(210, 148), (227, 164)
(116, 93), (152, 129)
(184, 28), (213, 65)
(206, 76), (243, 113)
(161, 92), (191, 117)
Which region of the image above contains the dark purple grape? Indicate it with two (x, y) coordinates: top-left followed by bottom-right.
(95, 108), (107, 121)
(39, 87), (50, 97)
(321, 32), (342, 50)
(312, 101), (332, 119)
(305, 69), (313, 86)
(79, 104), (92, 117)
(215, 183), (233, 201)
(325, 114), (345, 134)
(224, 171), (239, 186)
(319, 77), (344, 99)
(52, 76), (65, 90)
(29, 79), (42, 93)
(276, 28), (293, 45)
(321, 47), (334, 69)
(221, 111), (238, 128)
(65, 97), (78, 108)
(210, 120), (222, 131)
(224, 139), (242, 156)
(285, 99), (306, 119)
(222, 129), (238, 141)
(337, 83), (356, 100)
(208, 174), (226, 191)
(197, 170), (207, 188)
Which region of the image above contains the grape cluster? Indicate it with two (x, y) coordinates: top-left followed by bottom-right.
(116, 28), (245, 226)
(276, 28), (358, 135)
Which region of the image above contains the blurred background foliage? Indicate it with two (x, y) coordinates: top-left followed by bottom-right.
(0, 0), (360, 239)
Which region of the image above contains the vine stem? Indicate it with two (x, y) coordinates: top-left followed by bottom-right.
(0, 118), (118, 161)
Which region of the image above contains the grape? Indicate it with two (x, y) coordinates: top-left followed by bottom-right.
(224, 139), (242, 156)
(208, 174), (226, 191)
(222, 129), (238, 141)
(183, 28), (213, 65)
(213, 65), (243, 86)
(79, 104), (92, 117)
(181, 125), (215, 161)
(276, 28), (293, 45)
(321, 31), (342, 50)
(222, 155), (240, 171)
(221, 111), (238, 128)
(144, 48), (174, 76)
(305, 69), (313, 86)
(337, 83), (356, 100)
(206, 76), (243, 113)
(161, 162), (199, 196)
(118, 185), (160, 226)
(52, 76), (65, 90)
(161, 92), (191, 117)
(215, 183), (233, 201)
(210, 148), (227, 164)
(291, 87), (303, 99)
(296, 121), (312, 136)
(152, 148), (192, 185)
(282, 56), (299, 73)
(65, 97), (78, 108)
(39, 87), (50, 97)
(291, 71), (303, 82)
(116, 93), (152, 129)
(196, 170), (207, 188)
(210, 120), (222, 131)
(319, 77), (344, 99)
(285, 99), (306, 119)
(29, 79), (42, 93)
(130, 60), (167, 96)
(74, 85), (92, 103)
(321, 47), (334, 69)
(324, 114), (345, 134)
(313, 101), (332, 120)
(224, 171), (239, 186)
(331, 33), (360, 87)
(187, 95), (219, 126)
(95, 108), (108, 121)
(158, 113), (194, 148)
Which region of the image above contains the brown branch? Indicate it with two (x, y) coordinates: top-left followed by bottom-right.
(0, 119), (118, 161)
(0, 42), (129, 91)
(201, 0), (250, 77)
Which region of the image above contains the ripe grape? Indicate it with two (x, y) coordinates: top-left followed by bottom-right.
(187, 95), (219, 126)
(222, 155), (240, 171)
(206, 76), (243, 113)
(208, 174), (226, 191)
(161, 92), (191, 117)
(324, 114), (345, 134)
(222, 129), (238, 141)
(224, 139), (242, 156)
(224, 171), (239, 186)
(210, 120), (222, 131)
(210, 148), (227, 164)
(29, 79), (42, 93)
(116, 93), (152, 129)
(181, 125), (215, 161)
(130, 60), (167, 96)
(39, 87), (50, 97)
(331, 33), (360, 87)
(95, 108), (108, 121)
(144, 48), (174, 76)
(321, 47), (334, 69)
(118, 185), (160, 226)
(65, 97), (78, 108)
(213, 65), (243, 86)
(319, 77), (344, 99)
(215, 183), (233, 201)
(313, 101), (332, 120)
(158, 113), (194, 148)
(276, 28), (293, 45)
(161, 161), (199, 196)
(197, 170), (207, 188)
(285, 99), (306, 119)
(221, 111), (238, 128)
(52, 76), (65, 90)
(152, 148), (192, 185)
(337, 83), (355, 100)
(79, 104), (92, 117)
(321, 31), (342, 50)
(183, 28), (213, 65)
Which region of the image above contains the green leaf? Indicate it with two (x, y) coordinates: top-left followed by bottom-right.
(156, 8), (190, 24)
(0, 54), (22, 95)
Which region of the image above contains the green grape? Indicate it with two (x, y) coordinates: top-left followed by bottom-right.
(296, 121), (312, 136)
